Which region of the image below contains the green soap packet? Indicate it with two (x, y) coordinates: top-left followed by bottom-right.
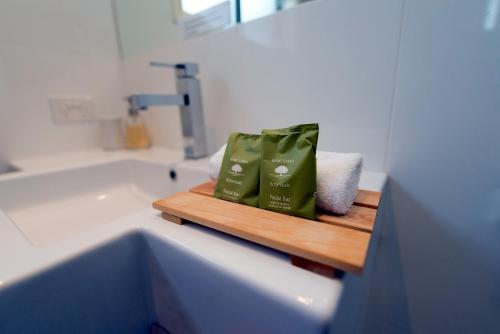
(259, 123), (319, 220)
(214, 133), (262, 207)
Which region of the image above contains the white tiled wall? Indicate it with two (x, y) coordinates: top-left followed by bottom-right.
(0, 0), (123, 161)
(367, 0), (500, 333)
(122, 0), (405, 172)
(0, 0), (406, 172)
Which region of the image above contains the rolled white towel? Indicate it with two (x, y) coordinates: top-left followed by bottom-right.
(316, 151), (363, 215)
(208, 146), (362, 215)
(208, 144), (226, 181)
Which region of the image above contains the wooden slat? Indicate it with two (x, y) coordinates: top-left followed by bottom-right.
(153, 192), (370, 274)
(317, 206), (376, 233)
(190, 181), (380, 209)
(354, 190), (381, 209)
(161, 212), (186, 225)
(190, 181), (217, 197)
(190, 181), (377, 233)
(290, 255), (334, 278)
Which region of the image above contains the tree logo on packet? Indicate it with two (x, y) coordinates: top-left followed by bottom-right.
(273, 165), (289, 177)
(230, 164), (244, 176)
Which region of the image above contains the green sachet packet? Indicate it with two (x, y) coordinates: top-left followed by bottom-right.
(259, 123), (319, 220)
(214, 132), (262, 207)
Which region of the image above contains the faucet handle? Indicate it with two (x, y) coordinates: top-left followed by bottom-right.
(150, 61), (199, 77)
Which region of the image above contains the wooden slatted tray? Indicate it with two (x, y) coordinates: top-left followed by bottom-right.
(153, 181), (380, 275)
(190, 182), (380, 233)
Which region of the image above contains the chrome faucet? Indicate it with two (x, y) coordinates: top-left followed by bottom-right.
(127, 62), (208, 159)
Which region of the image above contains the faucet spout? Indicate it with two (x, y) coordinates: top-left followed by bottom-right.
(128, 94), (186, 110)
(127, 62), (208, 160)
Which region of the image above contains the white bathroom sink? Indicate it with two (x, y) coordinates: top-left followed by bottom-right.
(0, 231), (333, 334)
(0, 150), (343, 334)
(0, 159), (178, 246)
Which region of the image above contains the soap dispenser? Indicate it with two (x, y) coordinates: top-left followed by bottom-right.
(125, 106), (151, 149)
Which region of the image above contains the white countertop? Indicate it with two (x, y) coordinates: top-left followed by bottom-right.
(0, 147), (386, 324)
(0, 147), (184, 181)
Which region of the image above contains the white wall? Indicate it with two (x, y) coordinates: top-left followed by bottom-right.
(0, 0), (123, 161)
(122, 0), (405, 172)
(364, 0), (500, 333)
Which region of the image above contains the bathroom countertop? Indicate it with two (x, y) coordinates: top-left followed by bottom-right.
(0, 147), (185, 180)
(0, 147), (387, 324)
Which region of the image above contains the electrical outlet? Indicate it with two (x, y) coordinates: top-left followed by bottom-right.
(48, 95), (96, 124)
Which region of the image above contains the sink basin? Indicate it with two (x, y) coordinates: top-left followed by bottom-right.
(0, 160), (180, 246)
(0, 231), (329, 334)
(0, 152), (341, 334)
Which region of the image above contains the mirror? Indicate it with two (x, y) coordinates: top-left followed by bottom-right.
(112, 0), (316, 58)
